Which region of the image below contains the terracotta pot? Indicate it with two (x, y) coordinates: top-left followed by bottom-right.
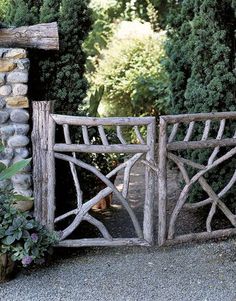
(0, 254), (15, 283)
(13, 200), (33, 212)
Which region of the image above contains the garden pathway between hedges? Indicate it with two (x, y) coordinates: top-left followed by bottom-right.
(0, 161), (236, 301)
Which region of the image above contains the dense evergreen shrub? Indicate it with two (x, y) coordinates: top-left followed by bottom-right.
(165, 0), (236, 203)
(0, 0), (9, 22)
(5, 0), (92, 114)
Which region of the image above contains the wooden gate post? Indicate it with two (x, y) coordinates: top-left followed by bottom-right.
(143, 118), (156, 244)
(32, 101), (53, 225)
(158, 117), (167, 246)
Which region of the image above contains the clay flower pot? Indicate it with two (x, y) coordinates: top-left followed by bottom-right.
(0, 254), (15, 283)
(13, 200), (33, 212)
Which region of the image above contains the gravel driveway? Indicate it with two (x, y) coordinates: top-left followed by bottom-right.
(0, 240), (236, 301)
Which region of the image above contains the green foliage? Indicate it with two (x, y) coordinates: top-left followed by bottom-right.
(165, 0), (236, 203)
(0, 0), (9, 22)
(0, 194), (58, 266)
(0, 146), (58, 267)
(88, 85), (104, 116)
(91, 30), (169, 117)
(0, 159), (31, 181)
(5, 0), (42, 26)
(5, 0), (92, 114)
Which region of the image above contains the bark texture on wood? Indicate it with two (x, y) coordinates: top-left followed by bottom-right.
(0, 22), (59, 50)
(32, 101), (53, 225)
(159, 112), (236, 246)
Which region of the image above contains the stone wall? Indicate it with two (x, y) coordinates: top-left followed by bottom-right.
(0, 48), (31, 197)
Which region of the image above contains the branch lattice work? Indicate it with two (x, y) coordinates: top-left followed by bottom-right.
(158, 112), (236, 246)
(46, 115), (156, 247)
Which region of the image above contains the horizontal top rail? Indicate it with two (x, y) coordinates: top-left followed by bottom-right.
(161, 112), (236, 124)
(54, 144), (149, 153)
(167, 138), (236, 151)
(51, 114), (156, 126)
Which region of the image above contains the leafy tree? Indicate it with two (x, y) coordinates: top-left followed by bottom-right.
(91, 26), (169, 117)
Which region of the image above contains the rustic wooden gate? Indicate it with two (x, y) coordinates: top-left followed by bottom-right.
(32, 103), (236, 247)
(32, 101), (156, 247)
(158, 112), (236, 246)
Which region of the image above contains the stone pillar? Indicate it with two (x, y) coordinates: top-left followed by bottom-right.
(0, 48), (31, 197)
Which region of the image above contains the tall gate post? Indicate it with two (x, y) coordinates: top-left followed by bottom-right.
(143, 119), (156, 244)
(158, 117), (167, 246)
(32, 101), (53, 226)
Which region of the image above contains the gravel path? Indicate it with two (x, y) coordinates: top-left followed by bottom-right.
(1, 161), (235, 301)
(0, 240), (236, 301)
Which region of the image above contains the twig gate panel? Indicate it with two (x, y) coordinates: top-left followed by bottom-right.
(32, 102), (156, 247)
(32, 102), (236, 247)
(158, 112), (236, 246)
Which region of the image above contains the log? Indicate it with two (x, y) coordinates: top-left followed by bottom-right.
(57, 238), (150, 247)
(158, 117), (168, 246)
(161, 111), (236, 124)
(167, 138), (236, 151)
(51, 114), (155, 126)
(32, 101), (54, 225)
(0, 22), (59, 50)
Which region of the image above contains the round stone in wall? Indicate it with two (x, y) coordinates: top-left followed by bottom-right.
(14, 124), (30, 135)
(8, 135), (29, 148)
(10, 109), (29, 123)
(0, 111), (9, 124)
(4, 49), (27, 59)
(13, 188), (33, 198)
(0, 85), (12, 96)
(12, 84), (28, 96)
(12, 174), (31, 190)
(7, 71), (28, 83)
(14, 147), (29, 159)
(0, 125), (15, 138)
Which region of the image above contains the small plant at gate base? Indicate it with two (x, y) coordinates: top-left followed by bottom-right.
(0, 193), (59, 267)
(0, 144), (59, 271)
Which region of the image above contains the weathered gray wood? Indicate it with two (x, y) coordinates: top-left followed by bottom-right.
(201, 120), (211, 141)
(122, 154), (143, 198)
(98, 125), (109, 145)
(54, 152), (143, 239)
(198, 177), (236, 228)
(185, 170), (236, 210)
(52, 114), (155, 126)
(83, 214), (113, 240)
(165, 228), (236, 245)
(143, 120), (156, 244)
(184, 121), (195, 142)
(168, 146), (236, 239)
(158, 117), (167, 246)
(208, 119), (225, 165)
(0, 22), (59, 50)
(57, 238), (150, 247)
(47, 115), (56, 230)
(134, 125), (145, 144)
(168, 138), (236, 151)
(63, 124), (83, 208)
(162, 112), (236, 124)
(116, 125), (127, 144)
(168, 123), (179, 143)
(32, 101), (53, 225)
(54, 143), (149, 153)
(82, 125), (90, 145)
